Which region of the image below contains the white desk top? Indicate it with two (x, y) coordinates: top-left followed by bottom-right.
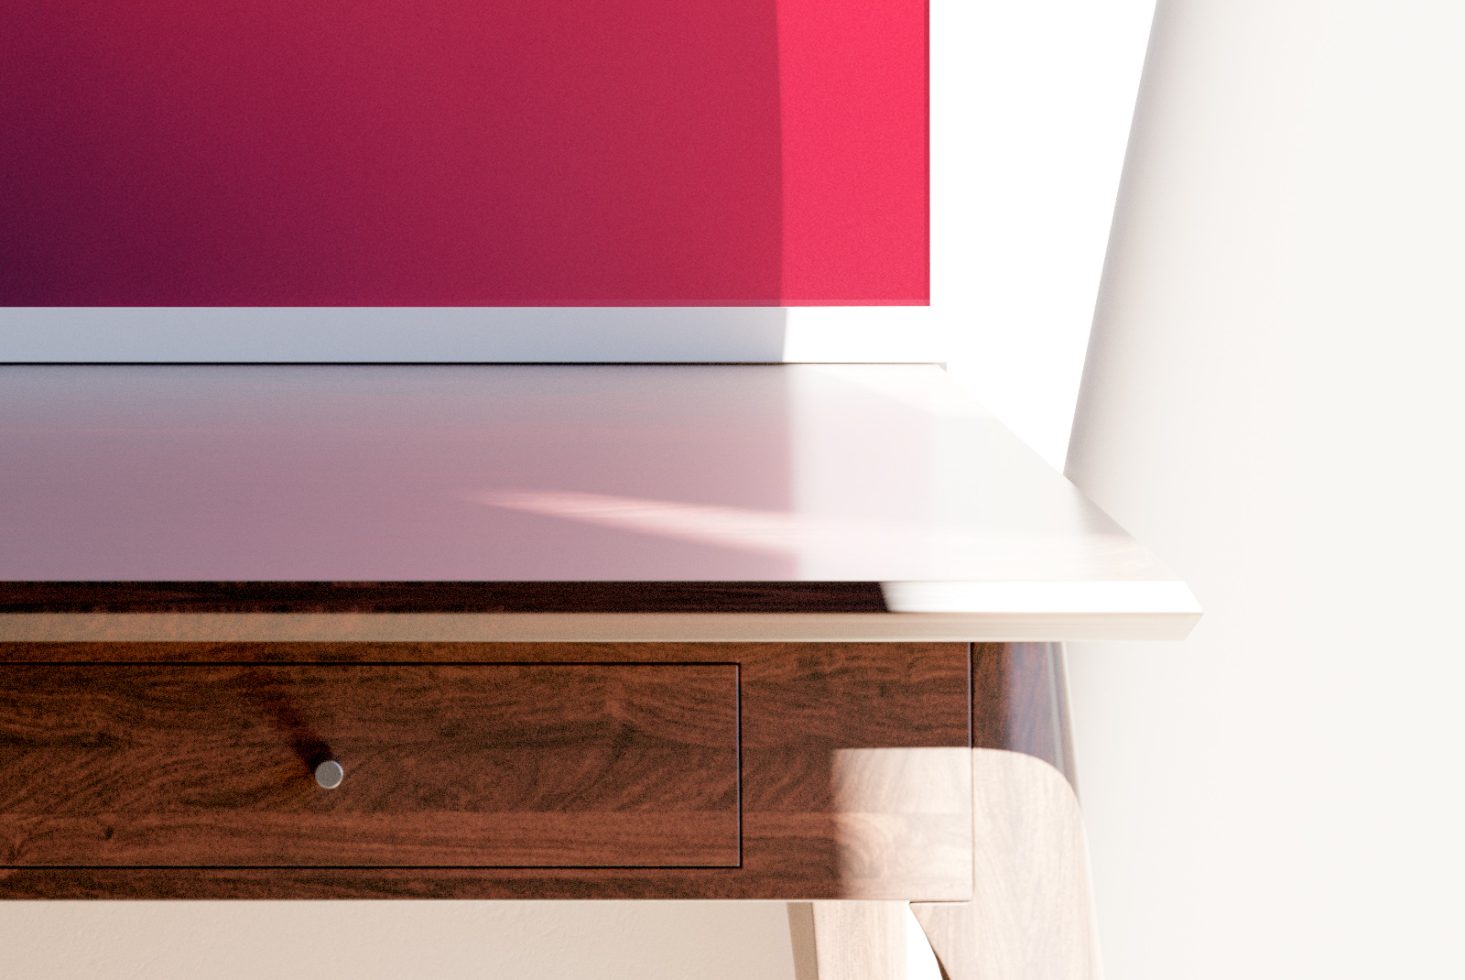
(0, 364), (1197, 641)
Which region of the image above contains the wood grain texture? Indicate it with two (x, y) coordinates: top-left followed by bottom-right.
(911, 751), (1102, 980)
(788, 902), (911, 980)
(787, 647), (1097, 978)
(0, 643), (972, 899)
(971, 642), (1077, 787)
(0, 664), (739, 868)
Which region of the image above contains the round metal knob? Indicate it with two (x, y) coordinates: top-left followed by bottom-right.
(314, 759), (345, 790)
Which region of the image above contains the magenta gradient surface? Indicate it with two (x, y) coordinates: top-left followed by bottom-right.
(2, 1), (927, 307)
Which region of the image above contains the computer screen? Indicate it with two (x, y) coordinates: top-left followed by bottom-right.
(2, 1), (926, 307)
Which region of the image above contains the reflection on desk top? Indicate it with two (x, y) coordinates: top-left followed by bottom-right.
(0, 364), (1198, 642)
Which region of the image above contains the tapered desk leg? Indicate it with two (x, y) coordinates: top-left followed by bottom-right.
(788, 901), (911, 980)
(911, 750), (1102, 979)
(788, 748), (1101, 980)
(790, 644), (1101, 980)
(910, 643), (1101, 979)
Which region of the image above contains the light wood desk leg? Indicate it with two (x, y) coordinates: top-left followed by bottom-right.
(789, 644), (1102, 979)
(909, 750), (1103, 980)
(790, 752), (1101, 980)
(788, 901), (911, 980)
(912, 643), (1103, 979)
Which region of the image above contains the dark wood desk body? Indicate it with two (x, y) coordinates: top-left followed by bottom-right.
(0, 641), (1068, 901)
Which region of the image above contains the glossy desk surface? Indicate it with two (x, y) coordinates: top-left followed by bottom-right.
(0, 364), (1197, 641)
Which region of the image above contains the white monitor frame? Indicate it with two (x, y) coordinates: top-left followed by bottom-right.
(0, 2), (971, 366)
(0, 307), (942, 364)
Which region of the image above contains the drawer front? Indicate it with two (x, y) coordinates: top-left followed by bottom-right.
(0, 664), (740, 868)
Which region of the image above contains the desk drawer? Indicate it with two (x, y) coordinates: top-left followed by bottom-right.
(0, 664), (740, 868)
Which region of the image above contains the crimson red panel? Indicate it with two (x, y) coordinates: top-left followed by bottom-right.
(1, 1), (926, 306)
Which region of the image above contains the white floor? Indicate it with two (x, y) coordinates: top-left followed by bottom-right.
(0, 902), (942, 979)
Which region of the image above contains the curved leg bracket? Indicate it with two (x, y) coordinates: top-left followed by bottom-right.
(789, 644), (1101, 979)
(912, 750), (1102, 979)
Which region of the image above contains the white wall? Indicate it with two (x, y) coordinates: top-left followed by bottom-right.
(1065, 1), (1465, 977)
(941, 1), (1155, 469)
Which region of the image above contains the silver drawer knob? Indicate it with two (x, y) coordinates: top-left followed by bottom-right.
(314, 759), (345, 790)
